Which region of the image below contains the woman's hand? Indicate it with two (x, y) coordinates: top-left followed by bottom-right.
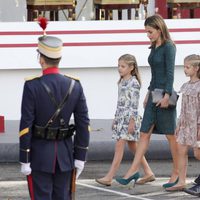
(128, 118), (135, 134)
(156, 93), (169, 108)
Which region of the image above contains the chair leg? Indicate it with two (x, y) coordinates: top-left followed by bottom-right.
(135, 8), (139, 19)
(127, 8), (131, 19)
(50, 11), (54, 21)
(172, 7), (178, 19)
(105, 10), (109, 20)
(108, 10), (113, 20)
(95, 8), (100, 20)
(118, 10), (122, 20)
(100, 9), (105, 20)
(144, 4), (148, 19)
(68, 9), (73, 20)
(55, 11), (59, 21)
(27, 10), (32, 21)
(190, 9), (194, 18)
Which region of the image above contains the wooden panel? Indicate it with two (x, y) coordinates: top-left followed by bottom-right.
(27, 0), (73, 5)
(167, 0), (200, 3)
(94, 0), (140, 4)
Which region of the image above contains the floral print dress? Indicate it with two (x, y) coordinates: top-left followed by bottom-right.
(176, 80), (200, 147)
(112, 76), (141, 141)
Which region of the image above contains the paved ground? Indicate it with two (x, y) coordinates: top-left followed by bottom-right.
(0, 159), (199, 200)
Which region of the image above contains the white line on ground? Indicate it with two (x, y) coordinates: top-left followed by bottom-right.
(139, 191), (167, 197)
(77, 182), (153, 200)
(0, 181), (27, 186)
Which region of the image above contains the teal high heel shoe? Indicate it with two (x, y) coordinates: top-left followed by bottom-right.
(116, 172), (140, 185)
(163, 177), (179, 188)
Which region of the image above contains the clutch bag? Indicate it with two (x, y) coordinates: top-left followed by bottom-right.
(151, 88), (179, 107)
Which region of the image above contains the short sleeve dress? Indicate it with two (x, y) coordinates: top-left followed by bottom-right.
(112, 76), (141, 141)
(176, 80), (200, 147)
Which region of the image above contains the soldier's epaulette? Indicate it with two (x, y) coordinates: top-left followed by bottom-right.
(24, 75), (41, 81)
(64, 74), (80, 81)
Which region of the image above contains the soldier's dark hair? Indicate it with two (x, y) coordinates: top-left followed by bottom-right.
(40, 53), (61, 66)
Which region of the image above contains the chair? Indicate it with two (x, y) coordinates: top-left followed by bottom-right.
(93, 0), (148, 20)
(167, 0), (200, 18)
(26, 0), (76, 21)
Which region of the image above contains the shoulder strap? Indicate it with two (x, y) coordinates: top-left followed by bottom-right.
(40, 80), (58, 107)
(39, 79), (75, 127)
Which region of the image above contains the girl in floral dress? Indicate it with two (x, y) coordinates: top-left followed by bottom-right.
(166, 54), (200, 191)
(95, 54), (155, 186)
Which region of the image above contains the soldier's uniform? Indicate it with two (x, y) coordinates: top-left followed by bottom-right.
(19, 35), (90, 200)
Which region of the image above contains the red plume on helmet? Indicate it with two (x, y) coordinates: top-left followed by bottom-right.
(38, 17), (48, 35)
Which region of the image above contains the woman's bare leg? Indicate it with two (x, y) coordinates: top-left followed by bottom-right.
(98, 139), (126, 182)
(128, 141), (154, 177)
(165, 134), (179, 183)
(123, 126), (153, 179)
(140, 156), (154, 177)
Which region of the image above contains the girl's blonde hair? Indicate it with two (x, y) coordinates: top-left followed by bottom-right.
(184, 54), (200, 79)
(144, 14), (174, 48)
(118, 54), (141, 86)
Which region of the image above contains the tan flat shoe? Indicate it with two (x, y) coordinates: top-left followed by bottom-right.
(95, 178), (112, 186)
(136, 175), (156, 185)
(165, 185), (185, 192)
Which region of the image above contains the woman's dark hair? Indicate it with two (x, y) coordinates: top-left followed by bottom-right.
(144, 14), (174, 48)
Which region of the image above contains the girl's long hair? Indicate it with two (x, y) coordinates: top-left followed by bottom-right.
(118, 54), (141, 86)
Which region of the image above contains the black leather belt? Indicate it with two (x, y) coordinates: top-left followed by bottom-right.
(33, 124), (75, 140)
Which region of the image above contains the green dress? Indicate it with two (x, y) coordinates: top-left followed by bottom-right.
(140, 41), (177, 135)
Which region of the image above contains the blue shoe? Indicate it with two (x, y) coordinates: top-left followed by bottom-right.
(116, 172), (140, 185)
(184, 184), (200, 197)
(163, 177), (179, 188)
(194, 174), (200, 185)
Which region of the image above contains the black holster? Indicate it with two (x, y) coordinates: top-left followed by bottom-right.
(33, 124), (75, 140)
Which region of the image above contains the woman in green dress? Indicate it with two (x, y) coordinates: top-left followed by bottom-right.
(116, 14), (179, 188)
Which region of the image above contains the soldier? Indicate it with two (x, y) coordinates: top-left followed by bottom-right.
(184, 174), (200, 197)
(19, 35), (90, 200)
